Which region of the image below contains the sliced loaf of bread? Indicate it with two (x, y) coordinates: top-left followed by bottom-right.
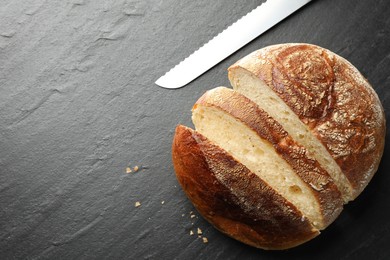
(172, 43), (385, 249)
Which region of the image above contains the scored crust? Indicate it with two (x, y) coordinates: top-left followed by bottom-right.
(229, 43), (386, 199)
(193, 87), (343, 228)
(172, 125), (319, 250)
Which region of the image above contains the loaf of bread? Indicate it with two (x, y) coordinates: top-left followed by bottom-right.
(172, 43), (385, 250)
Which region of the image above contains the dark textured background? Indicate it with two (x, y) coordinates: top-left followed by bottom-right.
(1, 0), (389, 259)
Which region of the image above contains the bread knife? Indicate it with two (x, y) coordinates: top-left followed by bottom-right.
(155, 0), (312, 89)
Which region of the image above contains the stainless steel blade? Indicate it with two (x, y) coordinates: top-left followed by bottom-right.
(155, 0), (312, 89)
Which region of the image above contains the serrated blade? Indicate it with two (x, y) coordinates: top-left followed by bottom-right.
(155, 0), (312, 89)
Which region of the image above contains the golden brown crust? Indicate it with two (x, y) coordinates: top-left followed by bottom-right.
(229, 43), (386, 198)
(172, 125), (319, 250)
(195, 87), (343, 227)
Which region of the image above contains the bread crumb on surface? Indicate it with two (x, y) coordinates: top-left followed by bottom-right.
(135, 201), (141, 207)
(126, 164), (142, 174)
(202, 237), (208, 243)
(190, 230), (194, 236)
(197, 228), (202, 235)
(190, 214), (196, 219)
(161, 201), (165, 204)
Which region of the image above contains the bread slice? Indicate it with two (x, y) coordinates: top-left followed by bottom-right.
(228, 43), (386, 200)
(172, 125), (319, 250)
(192, 87), (343, 229)
(228, 66), (353, 202)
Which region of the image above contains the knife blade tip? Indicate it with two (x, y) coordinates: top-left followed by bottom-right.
(155, 76), (187, 89)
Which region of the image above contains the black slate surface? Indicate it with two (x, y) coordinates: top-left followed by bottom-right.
(1, 0), (390, 259)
